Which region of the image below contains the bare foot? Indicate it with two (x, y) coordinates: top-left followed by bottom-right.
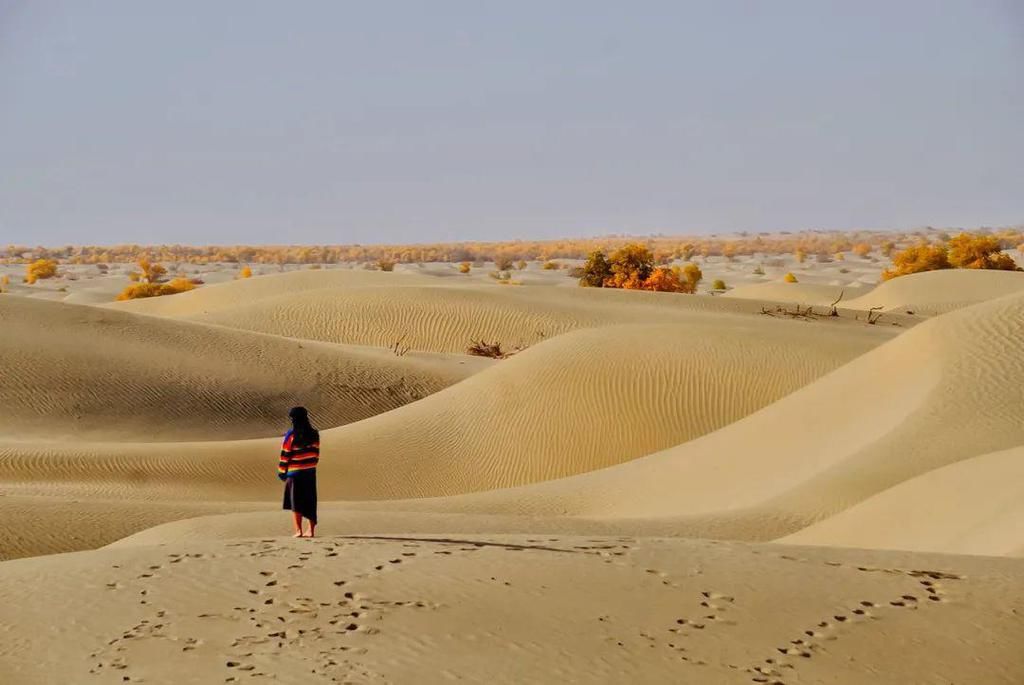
(293, 531), (305, 538)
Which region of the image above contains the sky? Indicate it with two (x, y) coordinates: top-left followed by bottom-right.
(1, 1), (1022, 246)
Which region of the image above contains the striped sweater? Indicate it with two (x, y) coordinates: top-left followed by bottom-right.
(278, 429), (320, 477)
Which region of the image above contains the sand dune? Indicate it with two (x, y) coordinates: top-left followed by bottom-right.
(340, 290), (1024, 549)
(844, 268), (1024, 314)
(780, 446), (1024, 557)
(723, 281), (856, 307)
(109, 268), (910, 353)
(0, 295), (486, 441)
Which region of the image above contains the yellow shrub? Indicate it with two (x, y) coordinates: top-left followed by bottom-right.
(24, 259), (58, 284)
(542, 260), (561, 270)
(239, 265), (253, 278)
(459, 262), (471, 274)
(0, 274), (9, 293)
(116, 277), (196, 301)
(376, 258), (396, 272)
(946, 233), (1020, 271)
(852, 243), (871, 257)
(784, 272), (798, 283)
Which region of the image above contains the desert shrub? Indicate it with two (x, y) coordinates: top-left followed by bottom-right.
(308, 264), (322, 270)
(24, 259), (58, 284)
(815, 252), (832, 263)
(489, 270), (511, 281)
(852, 243), (872, 257)
(712, 278), (726, 290)
(127, 271), (141, 282)
(542, 260), (561, 270)
(238, 265), (253, 279)
(376, 258), (396, 272)
(494, 255), (514, 271)
(96, 263), (109, 273)
(116, 277), (196, 301)
(881, 243), (951, 280)
(752, 264), (765, 275)
(567, 266), (585, 278)
(681, 263), (703, 292)
(880, 241), (896, 257)
(946, 233), (1020, 271)
(794, 249), (806, 264)
(0, 274), (9, 293)
(784, 272), (798, 283)
(459, 262), (471, 274)
(578, 250), (612, 287)
(833, 252), (845, 261)
(516, 260), (528, 270)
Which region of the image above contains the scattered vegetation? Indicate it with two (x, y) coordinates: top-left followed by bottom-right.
(882, 233), (1021, 280)
(376, 258), (396, 272)
(494, 255), (514, 271)
(542, 260), (562, 270)
(0, 274), (9, 293)
(784, 272), (798, 283)
(238, 265), (253, 279)
(712, 279), (727, 290)
(515, 260), (528, 270)
(459, 261), (471, 274)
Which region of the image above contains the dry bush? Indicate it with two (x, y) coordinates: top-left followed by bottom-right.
(712, 278), (727, 290)
(467, 339), (509, 359)
(794, 249), (806, 264)
(116, 277), (196, 301)
(238, 265), (253, 279)
(852, 243), (872, 257)
(542, 260), (561, 270)
(24, 259), (58, 284)
(308, 264), (322, 270)
(459, 261), (471, 274)
(376, 258), (396, 272)
(752, 264), (765, 275)
(0, 274), (9, 293)
(515, 260), (528, 270)
(494, 255), (514, 271)
(784, 272), (798, 283)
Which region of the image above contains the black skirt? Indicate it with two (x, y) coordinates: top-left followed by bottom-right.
(282, 470), (318, 524)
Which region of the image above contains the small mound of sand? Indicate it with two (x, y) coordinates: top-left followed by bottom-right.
(845, 268), (1024, 314)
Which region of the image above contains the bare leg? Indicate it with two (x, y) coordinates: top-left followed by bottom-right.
(307, 520), (316, 538)
(292, 511), (304, 537)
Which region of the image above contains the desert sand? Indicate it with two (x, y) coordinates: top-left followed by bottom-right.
(1, 256), (1022, 683)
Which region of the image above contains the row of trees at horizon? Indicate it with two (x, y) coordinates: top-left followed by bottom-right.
(2, 226), (1023, 267)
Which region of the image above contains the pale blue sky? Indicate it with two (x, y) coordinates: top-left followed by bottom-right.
(1, 1), (1022, 245)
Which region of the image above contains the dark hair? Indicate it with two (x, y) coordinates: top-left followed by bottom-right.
(288, 406), (319, 447)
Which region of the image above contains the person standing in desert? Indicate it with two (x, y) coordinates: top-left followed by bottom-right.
(278, 406), (320, 537)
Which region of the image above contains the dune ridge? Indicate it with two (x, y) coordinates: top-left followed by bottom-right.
(0, 295), (486, 441)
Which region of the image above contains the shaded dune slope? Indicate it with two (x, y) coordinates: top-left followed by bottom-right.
(0, 296), (484, 441)
(780, 446), (1024, 557)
